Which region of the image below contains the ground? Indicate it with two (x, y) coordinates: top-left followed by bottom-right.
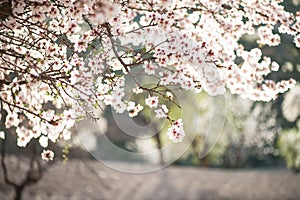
(1, 159), (300, 200)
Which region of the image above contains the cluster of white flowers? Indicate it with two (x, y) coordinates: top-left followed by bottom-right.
(127, 101), (144, 118)
(167, 119), (185, 143)
(145, 95), (159, 108)
(0, 0), (299, 160)
(155, 105), (169, 119)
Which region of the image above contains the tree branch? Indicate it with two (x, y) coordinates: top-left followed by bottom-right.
(103, 22), (130, 73)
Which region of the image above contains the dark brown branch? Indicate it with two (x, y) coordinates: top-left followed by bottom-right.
(0, 97), (59, 125)
(103, 22), (130, 73)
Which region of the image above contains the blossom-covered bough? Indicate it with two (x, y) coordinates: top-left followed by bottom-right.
(0, 0), (299, 161)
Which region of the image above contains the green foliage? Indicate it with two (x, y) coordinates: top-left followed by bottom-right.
(62, 144), (69, 163)
(278, 129), (300, 172)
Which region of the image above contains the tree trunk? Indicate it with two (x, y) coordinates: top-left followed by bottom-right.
(154, 132), (164, 165)
(14, 185), (24, 200)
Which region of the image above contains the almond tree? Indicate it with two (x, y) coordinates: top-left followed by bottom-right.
(0, 0), (299, 160)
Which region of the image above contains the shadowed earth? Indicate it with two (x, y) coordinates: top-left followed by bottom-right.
(1, 160), (300, 200)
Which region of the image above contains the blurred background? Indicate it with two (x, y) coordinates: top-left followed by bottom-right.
(1, 0), (300, 200)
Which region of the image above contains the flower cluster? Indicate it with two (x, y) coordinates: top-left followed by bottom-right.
(145, 95), (159, 108)
(0, 0), (299, 160)
(167, 119), (185, 143)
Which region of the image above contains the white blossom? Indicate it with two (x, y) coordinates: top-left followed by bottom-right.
(41, 150), (54, 161)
